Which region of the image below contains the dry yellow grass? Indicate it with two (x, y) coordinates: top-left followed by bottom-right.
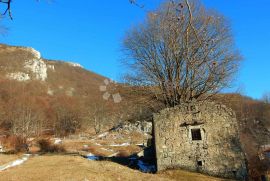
(62, 139), (143, 157)
(62, 140), (92, 152)
(160, 170), (233, 181)
(0, 155), (168, 181)
(0, 155), (233, 181)
(0, 154), (22, 165)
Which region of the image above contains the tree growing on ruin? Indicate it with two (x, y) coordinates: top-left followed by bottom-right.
(123, 0), (241, 107)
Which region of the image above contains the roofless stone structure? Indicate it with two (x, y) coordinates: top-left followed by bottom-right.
(153, 101), (247, 180)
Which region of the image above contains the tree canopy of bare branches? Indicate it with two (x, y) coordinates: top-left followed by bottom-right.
(123, 0), (241, 107)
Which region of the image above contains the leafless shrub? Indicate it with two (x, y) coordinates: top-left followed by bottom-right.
(37, 139), (65, 153)
(54, 110), (81, 136)
(2, 135), (28, 153)
(52, 96), (82, 136)
(116, 150), (130, 157)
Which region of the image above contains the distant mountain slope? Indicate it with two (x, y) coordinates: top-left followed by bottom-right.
(0, 44), (133, 136)
(0, 44), (159, 136)
(0, 44), (108, 99)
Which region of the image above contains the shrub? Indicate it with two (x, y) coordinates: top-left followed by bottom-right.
(37, 139), (65, 153)
(116, 150), (130, 157)
(2, 135), (28, 153)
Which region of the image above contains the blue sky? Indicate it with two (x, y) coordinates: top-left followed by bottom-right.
(0, 0), (269, 99)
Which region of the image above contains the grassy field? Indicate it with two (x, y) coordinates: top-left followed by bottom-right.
(160, 170), (232, 181)
(0, 154), (231, 181)
(0, 154), (22, 165)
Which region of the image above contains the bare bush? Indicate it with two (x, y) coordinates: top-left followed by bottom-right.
(52, 96), (81, 136)
(54, 108), (81, 136)
(37, 139), (65, 153)
(2, 135), (28, 153)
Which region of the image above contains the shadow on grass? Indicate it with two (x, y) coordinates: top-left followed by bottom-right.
(83, 146), (157, 173)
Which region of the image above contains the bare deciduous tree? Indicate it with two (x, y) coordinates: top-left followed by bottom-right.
(7, 97), (45, 138)
(88, 103), (108, 134)
(52, 97), (81, 136)
(262, 92), (270, 104)
(123, 0), (241, 107)
(89, 106), (101, 134)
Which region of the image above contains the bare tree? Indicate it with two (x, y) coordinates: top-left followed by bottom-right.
(123, 0), (241, 107)
(262, 92), (270, 104)
(88, 103), (108, 134)
(0, 0), (50, 20)
(52, 97), (81, 136)
(7, 97), (45, 138)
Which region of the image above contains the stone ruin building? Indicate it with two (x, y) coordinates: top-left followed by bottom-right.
(153, 101), (247, 180)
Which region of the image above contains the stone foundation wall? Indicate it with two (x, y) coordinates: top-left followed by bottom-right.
(153, 101), (247, 180)
(116, 121), (152, 134)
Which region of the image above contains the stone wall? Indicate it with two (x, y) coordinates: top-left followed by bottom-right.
(153, 101), (247, 180)
(115, 121), (152, 134)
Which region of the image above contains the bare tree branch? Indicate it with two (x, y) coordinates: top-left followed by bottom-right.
(0, 0), (12, 20)
(129, 0), (144, 9)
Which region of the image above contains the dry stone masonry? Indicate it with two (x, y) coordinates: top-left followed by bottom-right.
(153, 101), (247, 180)
(114, 121), (152, 135)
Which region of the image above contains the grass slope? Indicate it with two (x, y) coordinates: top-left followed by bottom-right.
(0, 155), (232, 181)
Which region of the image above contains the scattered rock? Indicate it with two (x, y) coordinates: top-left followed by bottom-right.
(6, 72), (30, 81)
(0, 145), (4, 153)
(67, 62), (83, 68)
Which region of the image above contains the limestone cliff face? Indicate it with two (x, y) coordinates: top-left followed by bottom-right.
(0, 45), (45, 81)
(0, 44), (82, 82)
(24, 55), (48, 81)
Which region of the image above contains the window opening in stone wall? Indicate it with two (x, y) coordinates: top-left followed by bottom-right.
(191, 129), (202, 140)
(197, 161), (203, 167)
